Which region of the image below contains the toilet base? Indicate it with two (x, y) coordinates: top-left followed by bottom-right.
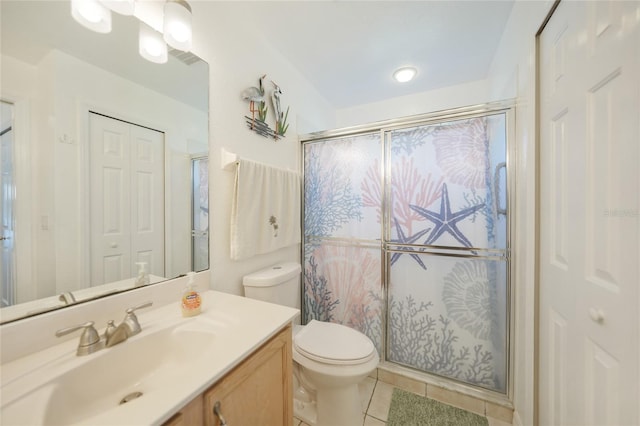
(294, 397), (317, 425)
(316, 383), (362, 426)
(294, 383), (362, 426)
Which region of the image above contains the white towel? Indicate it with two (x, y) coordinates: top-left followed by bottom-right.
(230, 159), (301, 260)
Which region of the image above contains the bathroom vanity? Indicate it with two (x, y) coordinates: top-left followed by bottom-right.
(0, 290), (298, 425)
(166, 325), (292, 426)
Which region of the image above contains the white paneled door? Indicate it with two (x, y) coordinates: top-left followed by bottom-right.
(90, 113), (164, 286)
(539, 1), (639, 425)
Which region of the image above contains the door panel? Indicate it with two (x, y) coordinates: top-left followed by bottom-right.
(539, 1), (639, 424)
(91, 115), (131, 286)
(130, 124), (164, 276)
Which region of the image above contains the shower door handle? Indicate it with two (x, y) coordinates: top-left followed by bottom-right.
(494, 162), (507, 216)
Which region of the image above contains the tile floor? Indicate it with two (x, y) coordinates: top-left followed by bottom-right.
(293, 377), (513, 426)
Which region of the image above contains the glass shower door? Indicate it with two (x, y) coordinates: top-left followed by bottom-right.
(303, 133), (384, 354)
(191, 156), (209, 271)
(386, 114), (509, 393)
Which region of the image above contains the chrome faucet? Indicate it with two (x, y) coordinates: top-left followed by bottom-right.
(55, 321), (104, 356)
(55, 301), (153, 355)
(105, 301), (153, 347)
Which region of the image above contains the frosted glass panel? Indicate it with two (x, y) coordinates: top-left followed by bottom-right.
(389, 114), (507, 250)
(303, 132), (384, 355)
(303, 133), (381, 242)
(388, 253), (508, 392)
(304, 242), (383, 355)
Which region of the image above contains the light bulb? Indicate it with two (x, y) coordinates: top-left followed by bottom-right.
(139, 22), (168, 64)
(71, 0), (112, 33)
(163, 0), (192, 51)
(393, 67), (417, 83)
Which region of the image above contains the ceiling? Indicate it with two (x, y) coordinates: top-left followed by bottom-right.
(1, 1), (514, 112)
(235, 1), (515, 109)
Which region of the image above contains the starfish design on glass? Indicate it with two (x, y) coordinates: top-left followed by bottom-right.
(389, 218), (431, 269)
(409, 183), (484, 248)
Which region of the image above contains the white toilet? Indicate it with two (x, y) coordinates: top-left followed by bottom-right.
(243, 263), (379, 426)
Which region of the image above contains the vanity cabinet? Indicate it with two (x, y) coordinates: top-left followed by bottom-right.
(204, 324), (293, 426)
(164, 395), (204, 426)
(163, 324), (292, 426)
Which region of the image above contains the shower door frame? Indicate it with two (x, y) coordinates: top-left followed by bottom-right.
(300, 100), (516, 402)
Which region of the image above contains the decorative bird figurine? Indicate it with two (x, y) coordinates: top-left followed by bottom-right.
(271, 80), (283, 124)
(241, 74), (266, 125)
(271, 80), (289, 137)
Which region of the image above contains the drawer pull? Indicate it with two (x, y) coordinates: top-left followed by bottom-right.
(213, 401), (228, 426)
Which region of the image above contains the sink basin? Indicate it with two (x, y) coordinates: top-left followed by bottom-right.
(1, 290), (298, 426)
(1, 317), (221, 425)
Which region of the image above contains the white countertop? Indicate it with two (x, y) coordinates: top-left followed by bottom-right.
(0, 291), (299, 425)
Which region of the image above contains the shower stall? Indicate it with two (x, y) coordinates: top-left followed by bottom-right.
(301, 103), (512, 396)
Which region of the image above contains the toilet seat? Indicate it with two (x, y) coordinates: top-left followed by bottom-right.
(294, 320), (376, 366)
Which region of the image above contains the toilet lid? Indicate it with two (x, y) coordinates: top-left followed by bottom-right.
(294, 320), (375, 364)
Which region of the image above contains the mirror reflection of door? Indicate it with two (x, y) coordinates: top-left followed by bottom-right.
(89, 112), (165, 286)
(0, 100), (15, 306)
(191, 156), (208, 272)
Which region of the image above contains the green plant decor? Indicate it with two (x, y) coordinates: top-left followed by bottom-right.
(276, 106), (290, 136)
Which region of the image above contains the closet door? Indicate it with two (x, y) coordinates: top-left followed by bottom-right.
(90, 113), (164, 285)
(539, 1), (639, 424)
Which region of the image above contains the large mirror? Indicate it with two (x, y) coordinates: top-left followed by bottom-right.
(0, 0), (209, 323)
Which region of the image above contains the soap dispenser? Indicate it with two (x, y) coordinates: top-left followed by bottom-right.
(134, 262), (150, 287)
(181, 272), (201, 317)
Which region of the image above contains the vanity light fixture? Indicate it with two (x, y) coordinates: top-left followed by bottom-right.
(393, 67), (417, 83)
(139, 22), (168, 64)
(71, 0), (112, 33)
(163, 0), (193, 52)
(101, 0), (135, 16)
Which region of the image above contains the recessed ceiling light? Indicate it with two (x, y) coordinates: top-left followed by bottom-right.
(393, 67), (417, 83)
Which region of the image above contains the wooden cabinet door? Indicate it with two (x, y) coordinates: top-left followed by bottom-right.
(163, 395), (203, 426)
(204, 325), (293, 426)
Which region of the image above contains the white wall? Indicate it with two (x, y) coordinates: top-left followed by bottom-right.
(486, 1), (555, 425)
(181, 2), (336, 297)
(336, 79), (489, 128)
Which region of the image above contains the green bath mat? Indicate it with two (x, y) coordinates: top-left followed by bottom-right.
(387, 388), (489, 426)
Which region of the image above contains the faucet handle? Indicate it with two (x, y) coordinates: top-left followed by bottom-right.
(55, 321), (103, 356)
(104, 320), (117, 340)
(123, 301), (153, 336)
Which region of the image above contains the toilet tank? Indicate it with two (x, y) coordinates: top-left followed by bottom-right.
(242, 263), (302, 309)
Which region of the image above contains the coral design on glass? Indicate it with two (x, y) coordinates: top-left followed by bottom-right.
(388, 294), (498, 390)
(391, 156), (444, 234)
(304, 244), (383, 353)
(361, 159), (382, 224)
(303, 147), (363, 240)
(432, 118), (489, 189)
(443, 261), (492, 340)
